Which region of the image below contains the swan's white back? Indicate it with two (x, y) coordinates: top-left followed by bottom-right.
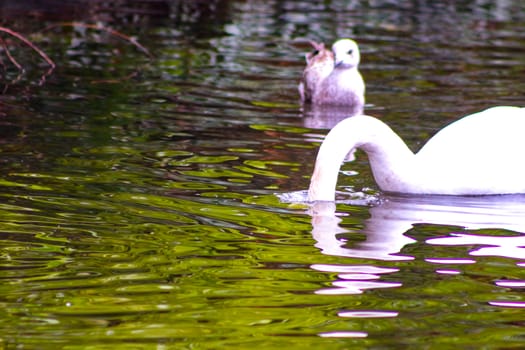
(415, 106), (525, 194)
(308, 106), (525, 201)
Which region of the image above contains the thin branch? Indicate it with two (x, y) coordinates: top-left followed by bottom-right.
(43, 22), (153, 59)
(0, 36), (23, 71)
(0, 37), (8, 71)
(0, 26), (56, 68)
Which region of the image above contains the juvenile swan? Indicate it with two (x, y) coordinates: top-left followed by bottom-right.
(298, 41), (334, 103)
(312, 39), (365, 107)
(308, 106), (525, 201)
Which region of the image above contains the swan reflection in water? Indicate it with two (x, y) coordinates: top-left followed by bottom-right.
(301, 104), (364, 130)
(309, 194), (525, 295)
(301, 104), (365, 162)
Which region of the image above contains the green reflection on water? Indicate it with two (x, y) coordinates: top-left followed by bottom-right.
(2, 1), (525, 348)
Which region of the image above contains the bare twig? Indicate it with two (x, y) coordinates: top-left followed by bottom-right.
(43, 22), (153, 59)
(0, 36), (23, 71)
(0, 26), (56, 68)
(0, 37), (8, 71)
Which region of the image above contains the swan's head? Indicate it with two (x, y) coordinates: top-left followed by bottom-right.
(332, 39), (360, 69)
(305, 41), (334, 66)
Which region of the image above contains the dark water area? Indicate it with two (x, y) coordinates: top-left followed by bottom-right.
(0, 0), (525, 348)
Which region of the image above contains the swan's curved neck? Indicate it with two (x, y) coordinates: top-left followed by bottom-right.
(307, 116), (415, 201)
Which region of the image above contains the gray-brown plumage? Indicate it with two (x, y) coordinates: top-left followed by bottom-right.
(298, 41), (334, 103)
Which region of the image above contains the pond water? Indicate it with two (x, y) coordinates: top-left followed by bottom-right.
(1, 0), (525, 348)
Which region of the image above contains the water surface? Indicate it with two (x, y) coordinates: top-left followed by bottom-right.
(1, 0), (525, 348)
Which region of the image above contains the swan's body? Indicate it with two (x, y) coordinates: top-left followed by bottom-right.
(298, 41), (334, 103)
(299, 39), (365, 107)
(308, 106), (525, 201)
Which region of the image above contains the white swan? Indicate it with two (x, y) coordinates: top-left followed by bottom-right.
(308, 106), (525, 201)
(312, 39), (365, 106)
